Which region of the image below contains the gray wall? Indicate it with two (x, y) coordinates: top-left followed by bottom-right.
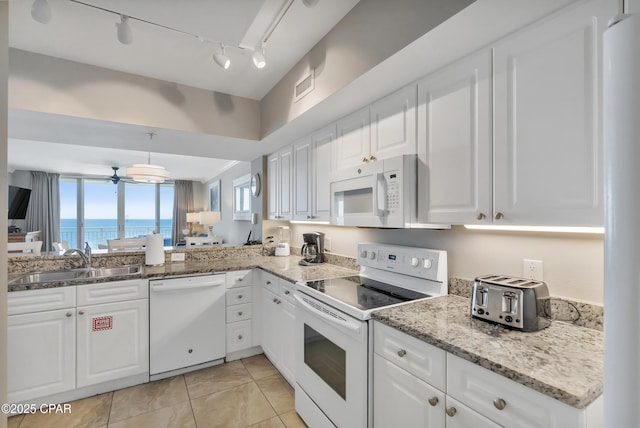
(250, 156), (266, 243)
(1, 1), (9, 424)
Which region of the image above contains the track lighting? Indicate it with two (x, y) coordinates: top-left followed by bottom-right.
(116, 15), (133, 45)
(31, 0), (52, 24)
(213, 44), (231, 70)
(302, 0), (320, 7)
(252, 44), (266, 69)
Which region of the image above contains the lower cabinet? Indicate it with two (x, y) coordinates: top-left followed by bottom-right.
(260, 271), (296, 386)
(226, 270), (259, 357)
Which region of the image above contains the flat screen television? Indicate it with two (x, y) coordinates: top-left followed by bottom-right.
(8, 185), (31, 220)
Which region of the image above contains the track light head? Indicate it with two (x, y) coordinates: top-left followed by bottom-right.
(31, 0), (52, 24)
(213, 45), (230, 70)
(116, 15), (133, 45)
(302, 0), (320, 7)
(252, 47), (266, 69)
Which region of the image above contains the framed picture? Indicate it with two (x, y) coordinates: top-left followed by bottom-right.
(209, 180), (221, 213)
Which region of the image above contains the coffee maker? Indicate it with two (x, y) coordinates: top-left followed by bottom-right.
(299, 232), (325, 265)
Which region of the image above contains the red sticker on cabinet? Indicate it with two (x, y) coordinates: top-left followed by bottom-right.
(92, 316), (113, 331)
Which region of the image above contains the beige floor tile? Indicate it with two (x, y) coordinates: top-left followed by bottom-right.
(191, 381), (276, 428)
(8, 414), (23, 428)
(242, 354), (279, 380)
(256, 374), (295, 415)
(279, 411), (308, 428)
(107, 402), (195, 428)
(184, 360), (253, 399)
(110, 375), (190, 422)
(18, 392), (112, 428)
(248, 416), (286, 428)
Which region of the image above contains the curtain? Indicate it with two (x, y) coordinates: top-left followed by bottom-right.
(172, 180), (194, 245)
(26, 171), (60, 252)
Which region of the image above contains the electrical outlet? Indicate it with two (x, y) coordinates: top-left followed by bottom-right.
(523, 259), (543, 281)
(325, 237), (332, 252)
(171, 253), (185, 262)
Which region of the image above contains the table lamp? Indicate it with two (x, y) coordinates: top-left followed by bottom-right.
(199, 211), (221, 238)
(186, 212), (199, 236)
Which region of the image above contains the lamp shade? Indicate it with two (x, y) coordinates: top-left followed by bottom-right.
(186, 212), (200, 223)
(126, 164), (170, 183)
(199, 211), (221, 225)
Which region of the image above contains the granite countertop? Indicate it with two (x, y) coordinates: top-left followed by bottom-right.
(8, 254), (358, 292)
(372, 295), (603, 409)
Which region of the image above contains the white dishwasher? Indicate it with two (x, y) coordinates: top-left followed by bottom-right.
(149, 274), (226, 378)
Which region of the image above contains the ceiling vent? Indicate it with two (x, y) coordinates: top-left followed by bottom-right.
(294, 69), (315, 102)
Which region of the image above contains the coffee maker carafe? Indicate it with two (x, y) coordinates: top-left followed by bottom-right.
(299, 232), (325, 265)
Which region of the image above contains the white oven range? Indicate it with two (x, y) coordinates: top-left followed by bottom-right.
(294, 243), (448, 428)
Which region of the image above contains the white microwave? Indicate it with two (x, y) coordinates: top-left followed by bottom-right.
(330, 154), (418, 228)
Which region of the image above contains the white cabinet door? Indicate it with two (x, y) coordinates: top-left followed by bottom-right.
(373, 354), (445, 428)
(370, 84), (417, 162)
(8, 309), (76, 403)
(312, 124), (335, 221)
(335, 107), (371, 170)
(279, 146), (293, 220)
(293, 137), (313, 221)
(261, 287), (279, 362)
(493, 0), (611, 226)
(267, 153), (279, 220)
(77, 299), (149, 388)
(418, 49), (493, 225)
(279, 298), (296, 386)
(445, 396), (501, 428)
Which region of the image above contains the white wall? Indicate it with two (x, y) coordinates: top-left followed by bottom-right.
(283, 222), (604, 305)
(203, 162), (252, 245)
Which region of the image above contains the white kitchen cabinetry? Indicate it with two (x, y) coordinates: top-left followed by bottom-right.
(8, 287), (76, 404)
(374, 321), (602, 428)
(260, 271), (296, 386)
(418, 49), (493, 225)
(492, 0), (611, 226)
(226, 270), (262, 360)
(293, 124), (335, 222)
(334, 85), (417, 170)
(268, 146), (293, 220)
(76, 279), (148, 388)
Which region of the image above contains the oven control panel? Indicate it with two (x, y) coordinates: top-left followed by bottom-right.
(357, 243), (447, 284)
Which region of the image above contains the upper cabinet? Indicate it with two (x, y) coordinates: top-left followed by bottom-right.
(492, 0), (611, 226)
(418, 49), (493, 225)
(267, 146), (293, 221)
(419, 0), (611, 227)
(293, 124), (335, 222)
(334, 85), (417, 171)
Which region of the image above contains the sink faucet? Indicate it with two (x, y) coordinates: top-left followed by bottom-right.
(64, 246), (92, 268)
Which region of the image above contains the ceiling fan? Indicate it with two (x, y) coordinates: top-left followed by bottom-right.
(106, 166), (133, 184)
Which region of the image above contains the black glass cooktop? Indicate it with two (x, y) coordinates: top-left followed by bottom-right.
(304, 276), (431, 311)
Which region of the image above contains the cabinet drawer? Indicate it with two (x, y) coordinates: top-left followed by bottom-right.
(226, 320), (252, 353)
(77, 279), (148, 306)
(226, 286), (253, 306)
(226, 270), (253, 288)
(280, 280), (295, 303)
(226, 303), (252, 323)
(8, 287), (76, 315)
(261, 273), (279, 294)
(447, 354), (584, 428)
(374, 321), (446, 391)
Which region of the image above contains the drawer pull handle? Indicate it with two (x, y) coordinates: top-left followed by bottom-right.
(476, 212), (486, 220)
(494, 212), (504, 220)
(188, 349), (193, 353)
(66, 312), (73, 317)
(428, 397), (439, 406)
(493, 398), (507, 410)
(266, 281), (272, 285)
(238, 311), (243, 316)
(273, 298), (278, 303)
(276, 299), (282, 304)
(238, 335), (243, 340)
(78, 310), (85, 315)
(238, 278), (243, 282)
(397, 349), (407, 357)
(445, 406), (457, 417)
(238, 295), (243, 299)
(284, 290), (291, 295)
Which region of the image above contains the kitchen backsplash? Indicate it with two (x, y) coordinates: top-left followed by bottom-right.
(449, 277), (603, 331)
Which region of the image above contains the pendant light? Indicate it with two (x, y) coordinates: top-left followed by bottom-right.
(31, 0), (52, 24)
(116, 15), (133, 45)
(126, 133), (170, 183)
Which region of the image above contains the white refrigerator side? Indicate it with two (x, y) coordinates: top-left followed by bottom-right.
(603, 12), (640, 428)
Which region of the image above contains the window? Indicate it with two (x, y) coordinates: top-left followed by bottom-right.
(233, 174), (251, 220)
(60, 178), (174, 248)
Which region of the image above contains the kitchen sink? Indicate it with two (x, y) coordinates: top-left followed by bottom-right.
(9, 265), (142, 285)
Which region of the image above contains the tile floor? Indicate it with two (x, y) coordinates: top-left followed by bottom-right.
(8, 354), (307, 428)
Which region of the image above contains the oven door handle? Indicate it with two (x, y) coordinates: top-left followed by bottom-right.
(295, 294), (363, 335)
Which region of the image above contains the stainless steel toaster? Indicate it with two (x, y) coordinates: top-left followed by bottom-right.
(471, 274), (551, 331)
